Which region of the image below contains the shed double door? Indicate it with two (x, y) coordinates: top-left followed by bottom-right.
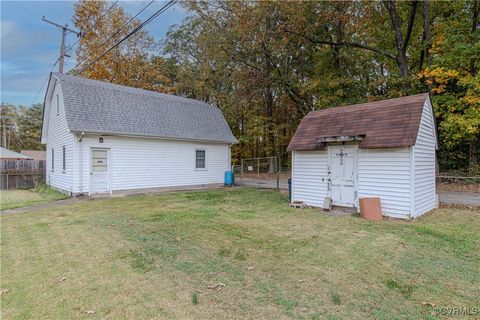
(328, 145), (357, 207)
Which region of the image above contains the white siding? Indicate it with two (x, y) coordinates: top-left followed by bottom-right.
(45, 82), (75, 194)
(413, 99), (437, 217)
(358, 148), (411, 219)
(292, 148), (413, 218)
(292, 151), (329, 207)
(74, 135), (230, 194)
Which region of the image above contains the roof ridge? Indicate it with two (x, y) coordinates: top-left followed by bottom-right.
(52, 72), (215, 109)
(310, 93), (428, 116)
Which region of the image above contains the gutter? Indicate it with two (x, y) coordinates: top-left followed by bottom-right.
(70, 130), (238, 145)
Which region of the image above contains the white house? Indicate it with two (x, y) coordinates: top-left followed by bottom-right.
(287, 94), (438, 219)
(41, 73), (237, 195)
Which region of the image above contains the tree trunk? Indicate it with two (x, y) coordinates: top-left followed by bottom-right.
(470, 0), (479, 76)
(383, 0), (419, 92)
(264, 85), (275, 158)
(263, 15), (276, 160)
(332, 21), (343, 69)
(420, 0), (433, 94)
(396, 53), (409, 90)
(469, 139), (478, 169)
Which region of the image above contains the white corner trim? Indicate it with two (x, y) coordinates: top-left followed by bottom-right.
(291, 151), (295, 202)
(409, 145), (415, 218)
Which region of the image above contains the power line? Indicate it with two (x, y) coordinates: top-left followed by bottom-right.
(32, 0), (163, 105)
(72, 0), (158, 73)
(74, 0), (177, 75)
(41, 16), (80, 73)
(30, 58), (60, 106)
(65, 0), (119, 56)
(72, 0), (157, 73)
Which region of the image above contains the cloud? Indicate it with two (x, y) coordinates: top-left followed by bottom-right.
(0, 61), (28, 75)
(0, 1), (188, 106)
(1, 20), (16, 38)
(1, 20), (52, 57)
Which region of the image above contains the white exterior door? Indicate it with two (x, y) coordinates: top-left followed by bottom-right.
(90, 148), (110, 194)
(329, 145), (357, 207)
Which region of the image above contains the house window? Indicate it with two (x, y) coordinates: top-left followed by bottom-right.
(56, 94), (60, 115)
(51, 149), (54, 171)
(62, 146), (66, 171)
(195, 149), (206, 169)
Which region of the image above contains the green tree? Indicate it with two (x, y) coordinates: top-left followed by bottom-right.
(163, 0), (479, 171)
(419, 0), (480, 169)
(15, 103), (45, 151)
(0, 103), (18, 150)
(0, 103), (45, 152)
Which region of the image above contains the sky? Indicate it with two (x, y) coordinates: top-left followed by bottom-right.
(0, 0), (188, 106)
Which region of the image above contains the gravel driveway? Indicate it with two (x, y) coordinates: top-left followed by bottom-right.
(438, 191), (480, 206)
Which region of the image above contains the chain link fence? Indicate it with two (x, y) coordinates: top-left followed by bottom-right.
(232, 158), (479, 207)
(233, 157), (289, 189)
(436, 169), (480, 206)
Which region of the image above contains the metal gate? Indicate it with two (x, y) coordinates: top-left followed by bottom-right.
(234, 157), (287, 189)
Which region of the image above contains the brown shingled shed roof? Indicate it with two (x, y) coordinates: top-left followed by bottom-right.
(21, 150), (46, 161)
(287, 93), (431, 151)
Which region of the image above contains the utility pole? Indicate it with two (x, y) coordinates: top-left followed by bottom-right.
(2, 119), (6, 148)
(41, 16), (80, 73)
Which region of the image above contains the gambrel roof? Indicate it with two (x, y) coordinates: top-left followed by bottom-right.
(42, 73), (237, 144)
(287, 94), (435, 151)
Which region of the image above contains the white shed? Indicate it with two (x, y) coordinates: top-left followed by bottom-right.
(287, 94), (438, 219)
(41, 73), (237, 195)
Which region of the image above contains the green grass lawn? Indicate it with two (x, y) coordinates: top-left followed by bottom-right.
(0, 186), (68, 210)
(1, 188), (478, 319)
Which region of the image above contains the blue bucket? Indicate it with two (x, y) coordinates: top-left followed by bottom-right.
(224, 171), (234, 186)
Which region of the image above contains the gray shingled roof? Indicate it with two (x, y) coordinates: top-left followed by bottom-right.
(1, 147), (31, 159)
(52, 73), (237, 143)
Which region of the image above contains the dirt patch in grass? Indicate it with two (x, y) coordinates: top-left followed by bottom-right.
(1, 188), (479, 319)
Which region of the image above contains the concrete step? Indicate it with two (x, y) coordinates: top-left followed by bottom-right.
(330, 205), (358, 214)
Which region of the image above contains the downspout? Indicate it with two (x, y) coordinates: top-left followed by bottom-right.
(229, 143), (233, 171)
(78, 132), (84, 195)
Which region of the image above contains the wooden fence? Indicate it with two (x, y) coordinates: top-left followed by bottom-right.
(0, 160), (46, 190)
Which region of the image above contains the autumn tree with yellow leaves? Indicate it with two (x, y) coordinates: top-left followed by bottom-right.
(70, 0), (479, 170)
(72, 0), (175, 93)
(418, 0), (479, 169)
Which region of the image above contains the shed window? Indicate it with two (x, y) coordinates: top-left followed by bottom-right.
(62, 146), (66, 171)
(51, 149), (54, 171)
(195, 149), (206, 169)
(56, 94), (60, 115)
